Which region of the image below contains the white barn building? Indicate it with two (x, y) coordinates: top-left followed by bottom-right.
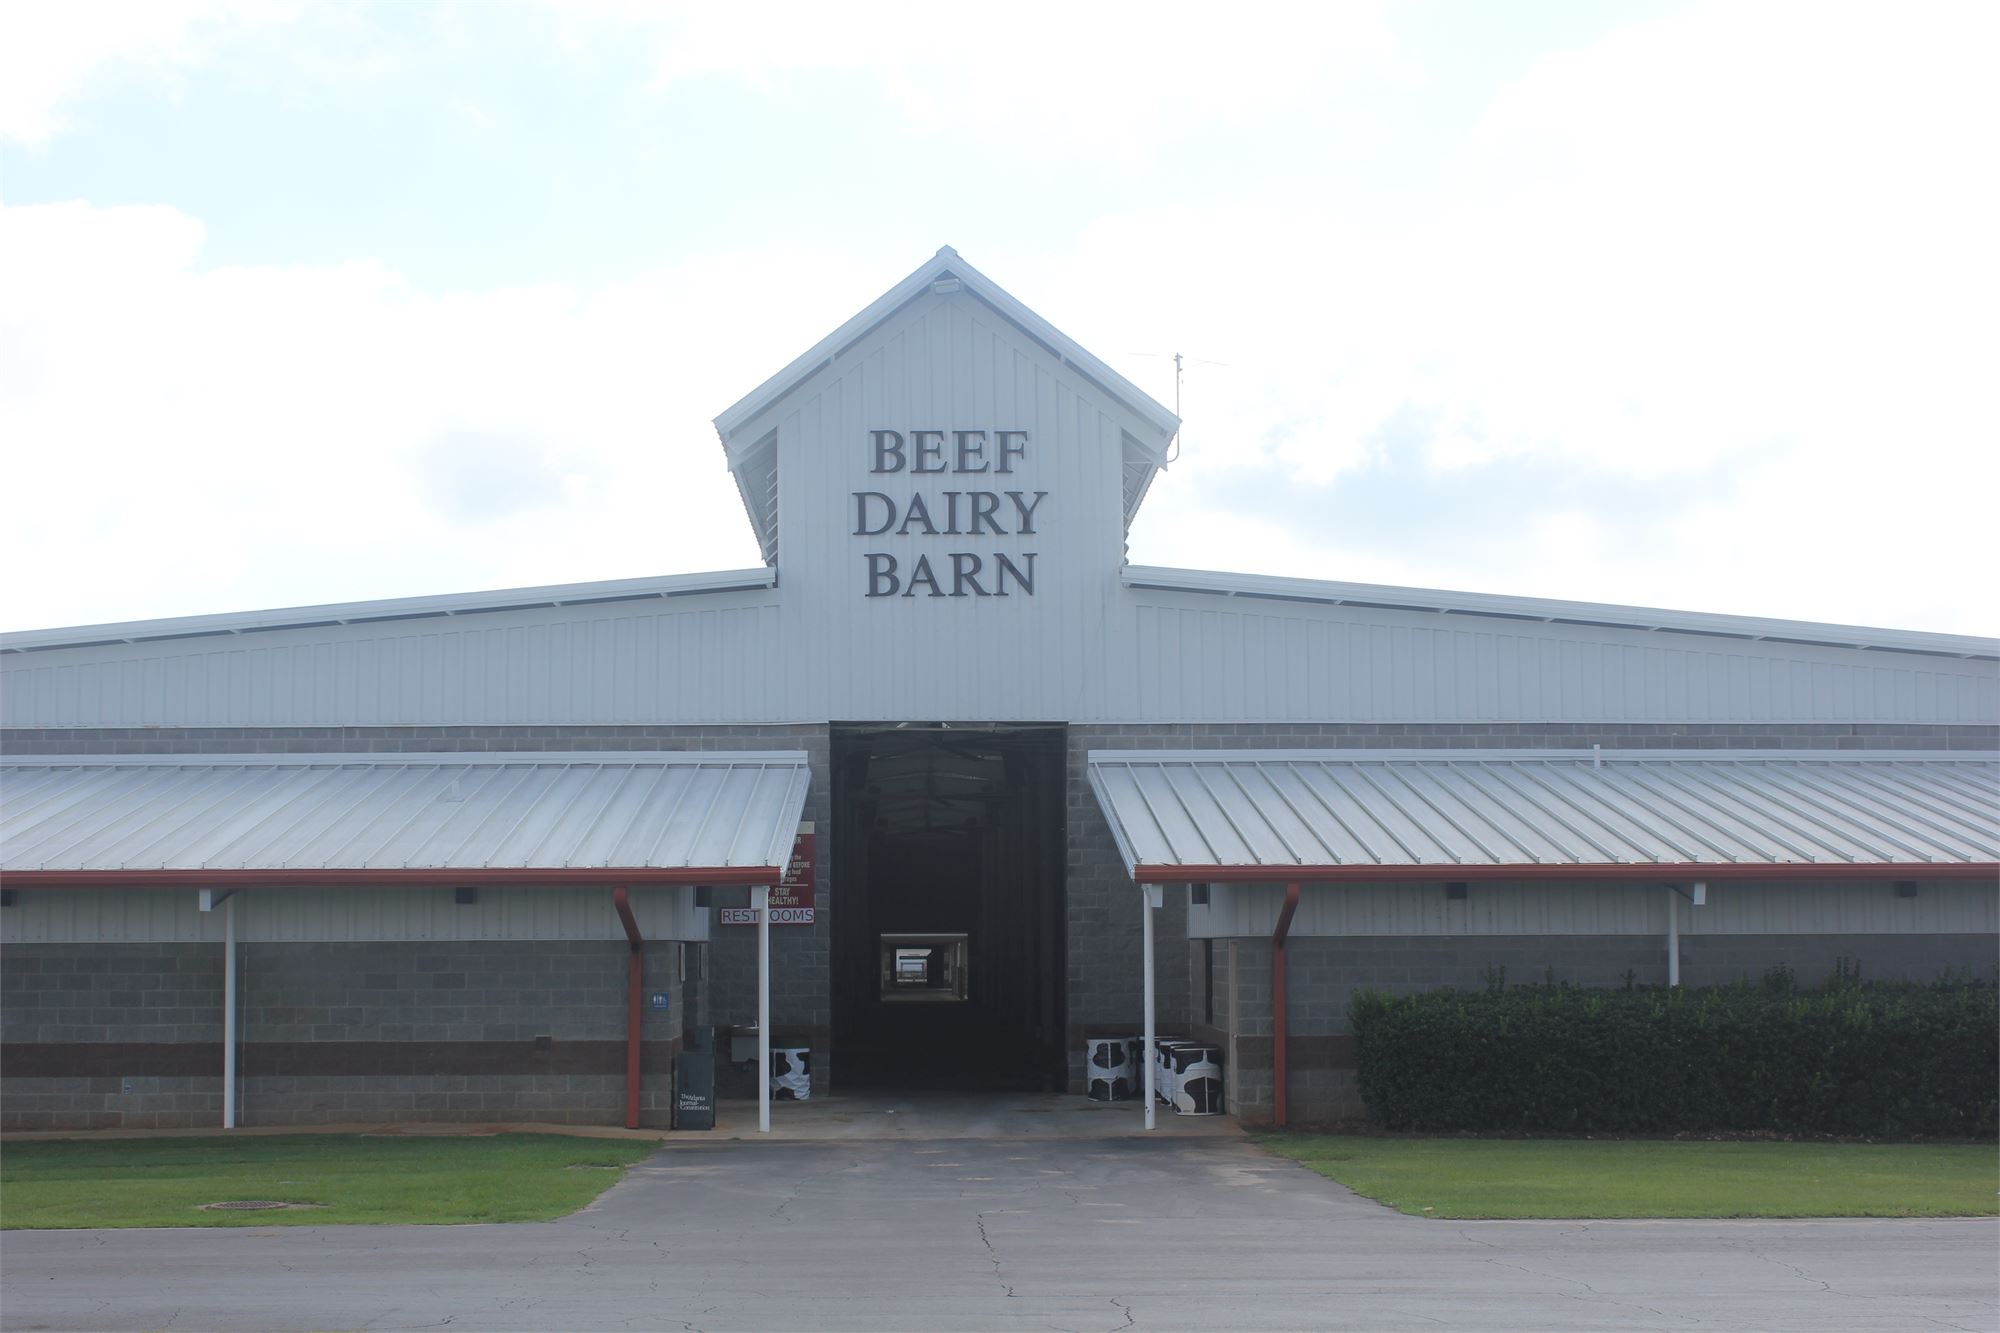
(4, 248), (1995, 1131)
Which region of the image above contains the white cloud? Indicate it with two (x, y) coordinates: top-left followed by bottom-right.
(3, 1), (1993, 640)
(0, 199), (894, 629)
(0, 0), (290, 146)
(580, 0), (1404, 156)
(1045, 4), (2000, 633)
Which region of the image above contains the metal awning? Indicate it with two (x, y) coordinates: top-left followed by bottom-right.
(0, 752), (812, 886)
(1086, 749), (2000, 882)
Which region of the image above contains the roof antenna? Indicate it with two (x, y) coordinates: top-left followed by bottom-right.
(1126, 351), (1225, 467)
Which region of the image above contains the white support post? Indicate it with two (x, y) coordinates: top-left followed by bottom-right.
(223, 894), (238, 1129)
(1141, 884), (1161, 1131)
(1666, 886), (1680, 988)
(755, 885), (771, 1135)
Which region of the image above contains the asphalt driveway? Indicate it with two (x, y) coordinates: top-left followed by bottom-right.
(3, 1133), (1994, 1331)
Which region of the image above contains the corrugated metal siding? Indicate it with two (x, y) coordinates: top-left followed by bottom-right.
(1187, 879), (2000, 938)
(0, 594), (785, 727)
(1, 753), (811, 873)
(1089, 750), (1999, 874)
(6, 582), (1992, 728)
(1127, 596), (1998, 724)
(0, 886), (707, 944)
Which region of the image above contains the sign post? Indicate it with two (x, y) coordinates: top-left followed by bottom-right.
(755, 884), (770, 1134)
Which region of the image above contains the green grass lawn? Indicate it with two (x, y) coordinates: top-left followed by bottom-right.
(1255, 1133), (2000, 1219)
(0, 1133), (655, 1229)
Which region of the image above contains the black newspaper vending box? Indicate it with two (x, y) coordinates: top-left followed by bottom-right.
(675, 1025), (715, 1130)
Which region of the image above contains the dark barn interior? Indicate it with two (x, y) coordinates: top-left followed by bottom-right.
(830, 723), (1067, 1090)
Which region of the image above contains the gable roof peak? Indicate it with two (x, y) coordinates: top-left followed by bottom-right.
(711, 247), (1178, 566)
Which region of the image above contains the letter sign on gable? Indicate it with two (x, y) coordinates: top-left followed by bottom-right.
(851, 430), (1046, 599)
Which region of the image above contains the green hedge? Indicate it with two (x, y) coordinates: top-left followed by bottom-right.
(1349, 969), (1998, 1138)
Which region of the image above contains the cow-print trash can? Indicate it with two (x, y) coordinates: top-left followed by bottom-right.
(1085, 1036), (1137, 1101)
(1151, 1036), (1188, 1105)
(1168, 1044), (1224, 1115)
(770, 1047), (811, 1101)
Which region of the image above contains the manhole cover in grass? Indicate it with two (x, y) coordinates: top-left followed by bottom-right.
(201, 1200), (322, 1211)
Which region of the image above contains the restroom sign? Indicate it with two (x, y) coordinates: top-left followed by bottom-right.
(718, 824), (816, 925)
(720, 906), (816, 925)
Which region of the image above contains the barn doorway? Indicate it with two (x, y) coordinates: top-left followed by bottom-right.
(830, 722), (1067, 1090)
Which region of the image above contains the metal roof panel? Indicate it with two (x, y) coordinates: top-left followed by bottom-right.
(0, 753), (812, 878)
(1085, 749), (2000, 877)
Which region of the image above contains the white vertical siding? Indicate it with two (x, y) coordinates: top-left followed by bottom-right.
(0, 596), (786, 727)
(0, 887), (709, 944)
(1186, 879), (1999, 938)
(1126, 595), (1998, 724)
(752, 292), (1136, 723)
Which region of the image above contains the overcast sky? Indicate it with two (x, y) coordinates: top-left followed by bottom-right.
(3, 0), (1995, 638)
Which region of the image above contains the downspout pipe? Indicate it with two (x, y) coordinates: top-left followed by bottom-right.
(612, 887), (644, 1131)
(1271, 882), (1301, 1129)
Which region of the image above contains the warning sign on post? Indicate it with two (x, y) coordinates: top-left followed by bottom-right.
(719, 823), (816, 925)
(771, 823), (815, 913)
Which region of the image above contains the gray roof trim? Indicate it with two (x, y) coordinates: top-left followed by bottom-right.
(1085, 749), (2000, 877)
(1123, 566), (1999, 661)
(0, 568), (779, 655)
(713, 247), (1180, 443)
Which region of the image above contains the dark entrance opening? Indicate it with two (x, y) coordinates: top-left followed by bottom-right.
(831, 722), (1067, 1090)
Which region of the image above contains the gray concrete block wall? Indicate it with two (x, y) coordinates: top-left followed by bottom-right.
(2, 944), (221, 1044)
(1061, 731), (1189, 1091)
(0, 1077), (221, 1131)
(1, 937), (689, 1130)
(243, 941), (646, 1042)
(238, 1073), (675, 1127)
(1680, 934), (1997, 987)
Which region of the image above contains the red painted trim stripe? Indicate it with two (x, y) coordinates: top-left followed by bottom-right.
(1270, 881), (1301, 1130)
(1133, 862), (1999, 883)
(0, 866), (781, 887)
(612, 886), (645, 1132)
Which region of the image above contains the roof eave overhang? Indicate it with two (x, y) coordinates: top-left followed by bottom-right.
(1132, 862), (2000, 884)
(0, 569), (780, 655)
(1, 867), (785, 888)
(1120, 566), (2000, 660)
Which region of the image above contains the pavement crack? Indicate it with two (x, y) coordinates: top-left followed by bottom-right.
(1483, 1257), (1697, 1325)
(976, 1212), (1017, 1299)
(1109, 1295), (1136, 1329)
(1479, 1257), (1594, 1294)
(1744, 1244), (1901, 1303)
